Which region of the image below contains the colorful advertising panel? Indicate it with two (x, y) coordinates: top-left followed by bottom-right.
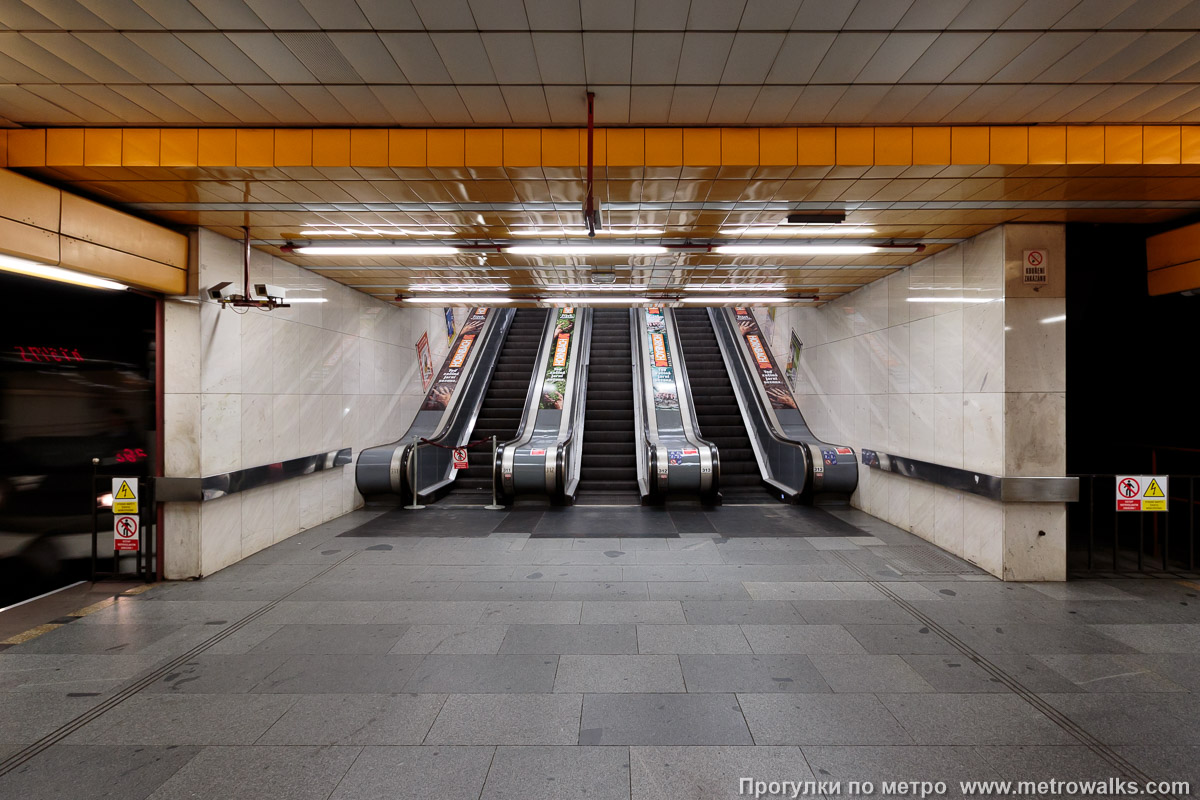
(444, 307), (456, 346)
(420, 307), (490, 411)
(645, 307), (678, 409)
(416, 332), (433, 391)
(538, 307), (576, 409)
(733, 307), (798, 410)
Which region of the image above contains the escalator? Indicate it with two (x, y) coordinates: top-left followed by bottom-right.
(445, 308), (548, 500)
(674, 308), (770, 502)
(576, 309), (639, 504)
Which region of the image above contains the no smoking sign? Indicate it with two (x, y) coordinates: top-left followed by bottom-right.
(1023, 249), (1048, 285)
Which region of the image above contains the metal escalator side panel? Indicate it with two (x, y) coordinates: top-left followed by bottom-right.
(630, 308), (651, 499)
(500, 307), (558, 497)
(710, 307), (858, 500)
(503, 306), (589, 502)
(355, 307), (512, 497)
(663, 308), (718, 501)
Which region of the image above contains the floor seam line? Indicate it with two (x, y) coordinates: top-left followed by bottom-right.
(0, 549), (361, 778)
(827, 550), (1177, 798)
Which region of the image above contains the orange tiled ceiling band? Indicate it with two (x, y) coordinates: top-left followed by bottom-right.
(3, 126), (1198, 171)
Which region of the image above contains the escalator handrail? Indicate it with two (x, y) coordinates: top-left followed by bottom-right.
(706, 307), (811, 499)
(551, 307), (593, 500)
(629, 308), (651, 498)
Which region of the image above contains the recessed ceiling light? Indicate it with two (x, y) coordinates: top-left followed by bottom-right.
(687, 285), (786, 292)
(680, 296), (812, 304)
(511, 228), (664, 236)
(407, 285), (511, 292)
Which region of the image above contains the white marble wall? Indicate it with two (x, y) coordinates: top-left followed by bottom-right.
(771, 224), (1067, 580)
(164, 229), (457, 578)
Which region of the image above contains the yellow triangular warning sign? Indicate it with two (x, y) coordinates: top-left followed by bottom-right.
(1144, 479), (1164, 498)
(114, 480), (136, 500)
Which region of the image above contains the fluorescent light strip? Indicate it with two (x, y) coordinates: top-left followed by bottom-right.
(715, 245), (917, 255)
(302, 227), (456, 236)
(541, 284), (650, 291)
(680, 296), (813, 304)
(402, 297), (514, 304)
(0, 254), (128, 291)
(284, 298), (328, 303)
(1040, 314), (1067, 324)
(504, 245), (667, 256)
(906, 297), (998, 304)
(512, 228), (664, 236)
(541, 297), (650, 304)
(687, 285), (785, 292)
(407, 285), (511, 292)
(292, 245), (460, 256)
(717, 226), (877, 236)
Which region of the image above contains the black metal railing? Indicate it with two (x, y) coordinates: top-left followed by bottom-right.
(1068, 474), (1198, 577)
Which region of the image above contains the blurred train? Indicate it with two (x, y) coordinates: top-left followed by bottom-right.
(0, 271), (156, 606)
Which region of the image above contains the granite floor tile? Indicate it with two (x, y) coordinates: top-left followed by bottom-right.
(256, 693), (446, 744)
(3, 624), (185, 655)
(1039, 693), (1200, 746)
(478, 601), (582, 624)
(900, 655), (1011, 693)
(142, 654), (290, 694)
(630, 745), (812, 800)
(647, 582), (754, 601)
(327, 746), (494, 800)
(64, 693), (298, 745)
(742, 582), (849, 601)
(738, 693), (913, 745)
(810, 654), (937, 692)
(793, 600), (916, 624)
(1088, 624), (1200, 654)
(681, 601), (805, 625)
(843, 624), (959, 654)
(371, 601), (488, 625)
(146, 745), (361, 800)
(390, 625), (509, 655)
(0, 745), (201, 800)
(499, 624), (637, 655)
(878, 693), (1077, 745)
(636, 625), (752, 654)
(582, 601), (685, 624)
(482, 746), (631, 800)
(800, 745), (998, 798)
(251, 624), (409, 654)
(424, 693), (582, 745)
(402, 655), (559, 693)
(580, 693), (753, 745)
(679, 654), (831, 693)
(741, 625), (867, 655)
(1033, 654), (1187, 692)
(251, 655), (423, 693)
(554, 655), (684, 693)
(0, 692), (107, 743)
(551, 582), (650, 600)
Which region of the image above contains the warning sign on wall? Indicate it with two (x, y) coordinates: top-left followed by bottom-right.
(114, 514), (139, 551)
(1023, 250), (1048, 285)
(112, 478), (138, 514)
(452, 447), (469, 470)
(1116, 475), (1169, 512)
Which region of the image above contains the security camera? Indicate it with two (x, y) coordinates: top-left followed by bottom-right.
(254, 283), (287, 300)
(208, 281), (233, 300)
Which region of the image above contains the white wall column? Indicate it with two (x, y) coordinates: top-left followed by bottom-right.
(773, 223), (1067, 580)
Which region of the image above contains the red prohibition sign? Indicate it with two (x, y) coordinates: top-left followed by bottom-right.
(1027, 251), (1043, 267)
(1118, 478), (1140, 498)
(117, 516), (138, 537)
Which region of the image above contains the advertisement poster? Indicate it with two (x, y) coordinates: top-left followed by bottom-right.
(421, 307), (489, 411)
(416, 331), (433, 391)
(786, 331), (802, 391)
(444, 307), (456, 346)
(645, 307), (678, 409)
(538, 307), (576, 409)
(733, 307), (798, 410)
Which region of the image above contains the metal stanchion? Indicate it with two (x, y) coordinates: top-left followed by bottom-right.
(485, 434), (503, 510)
(404, 435), (425, 510)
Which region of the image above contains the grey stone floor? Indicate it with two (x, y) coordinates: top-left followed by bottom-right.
(1, 504), (1199, 799)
